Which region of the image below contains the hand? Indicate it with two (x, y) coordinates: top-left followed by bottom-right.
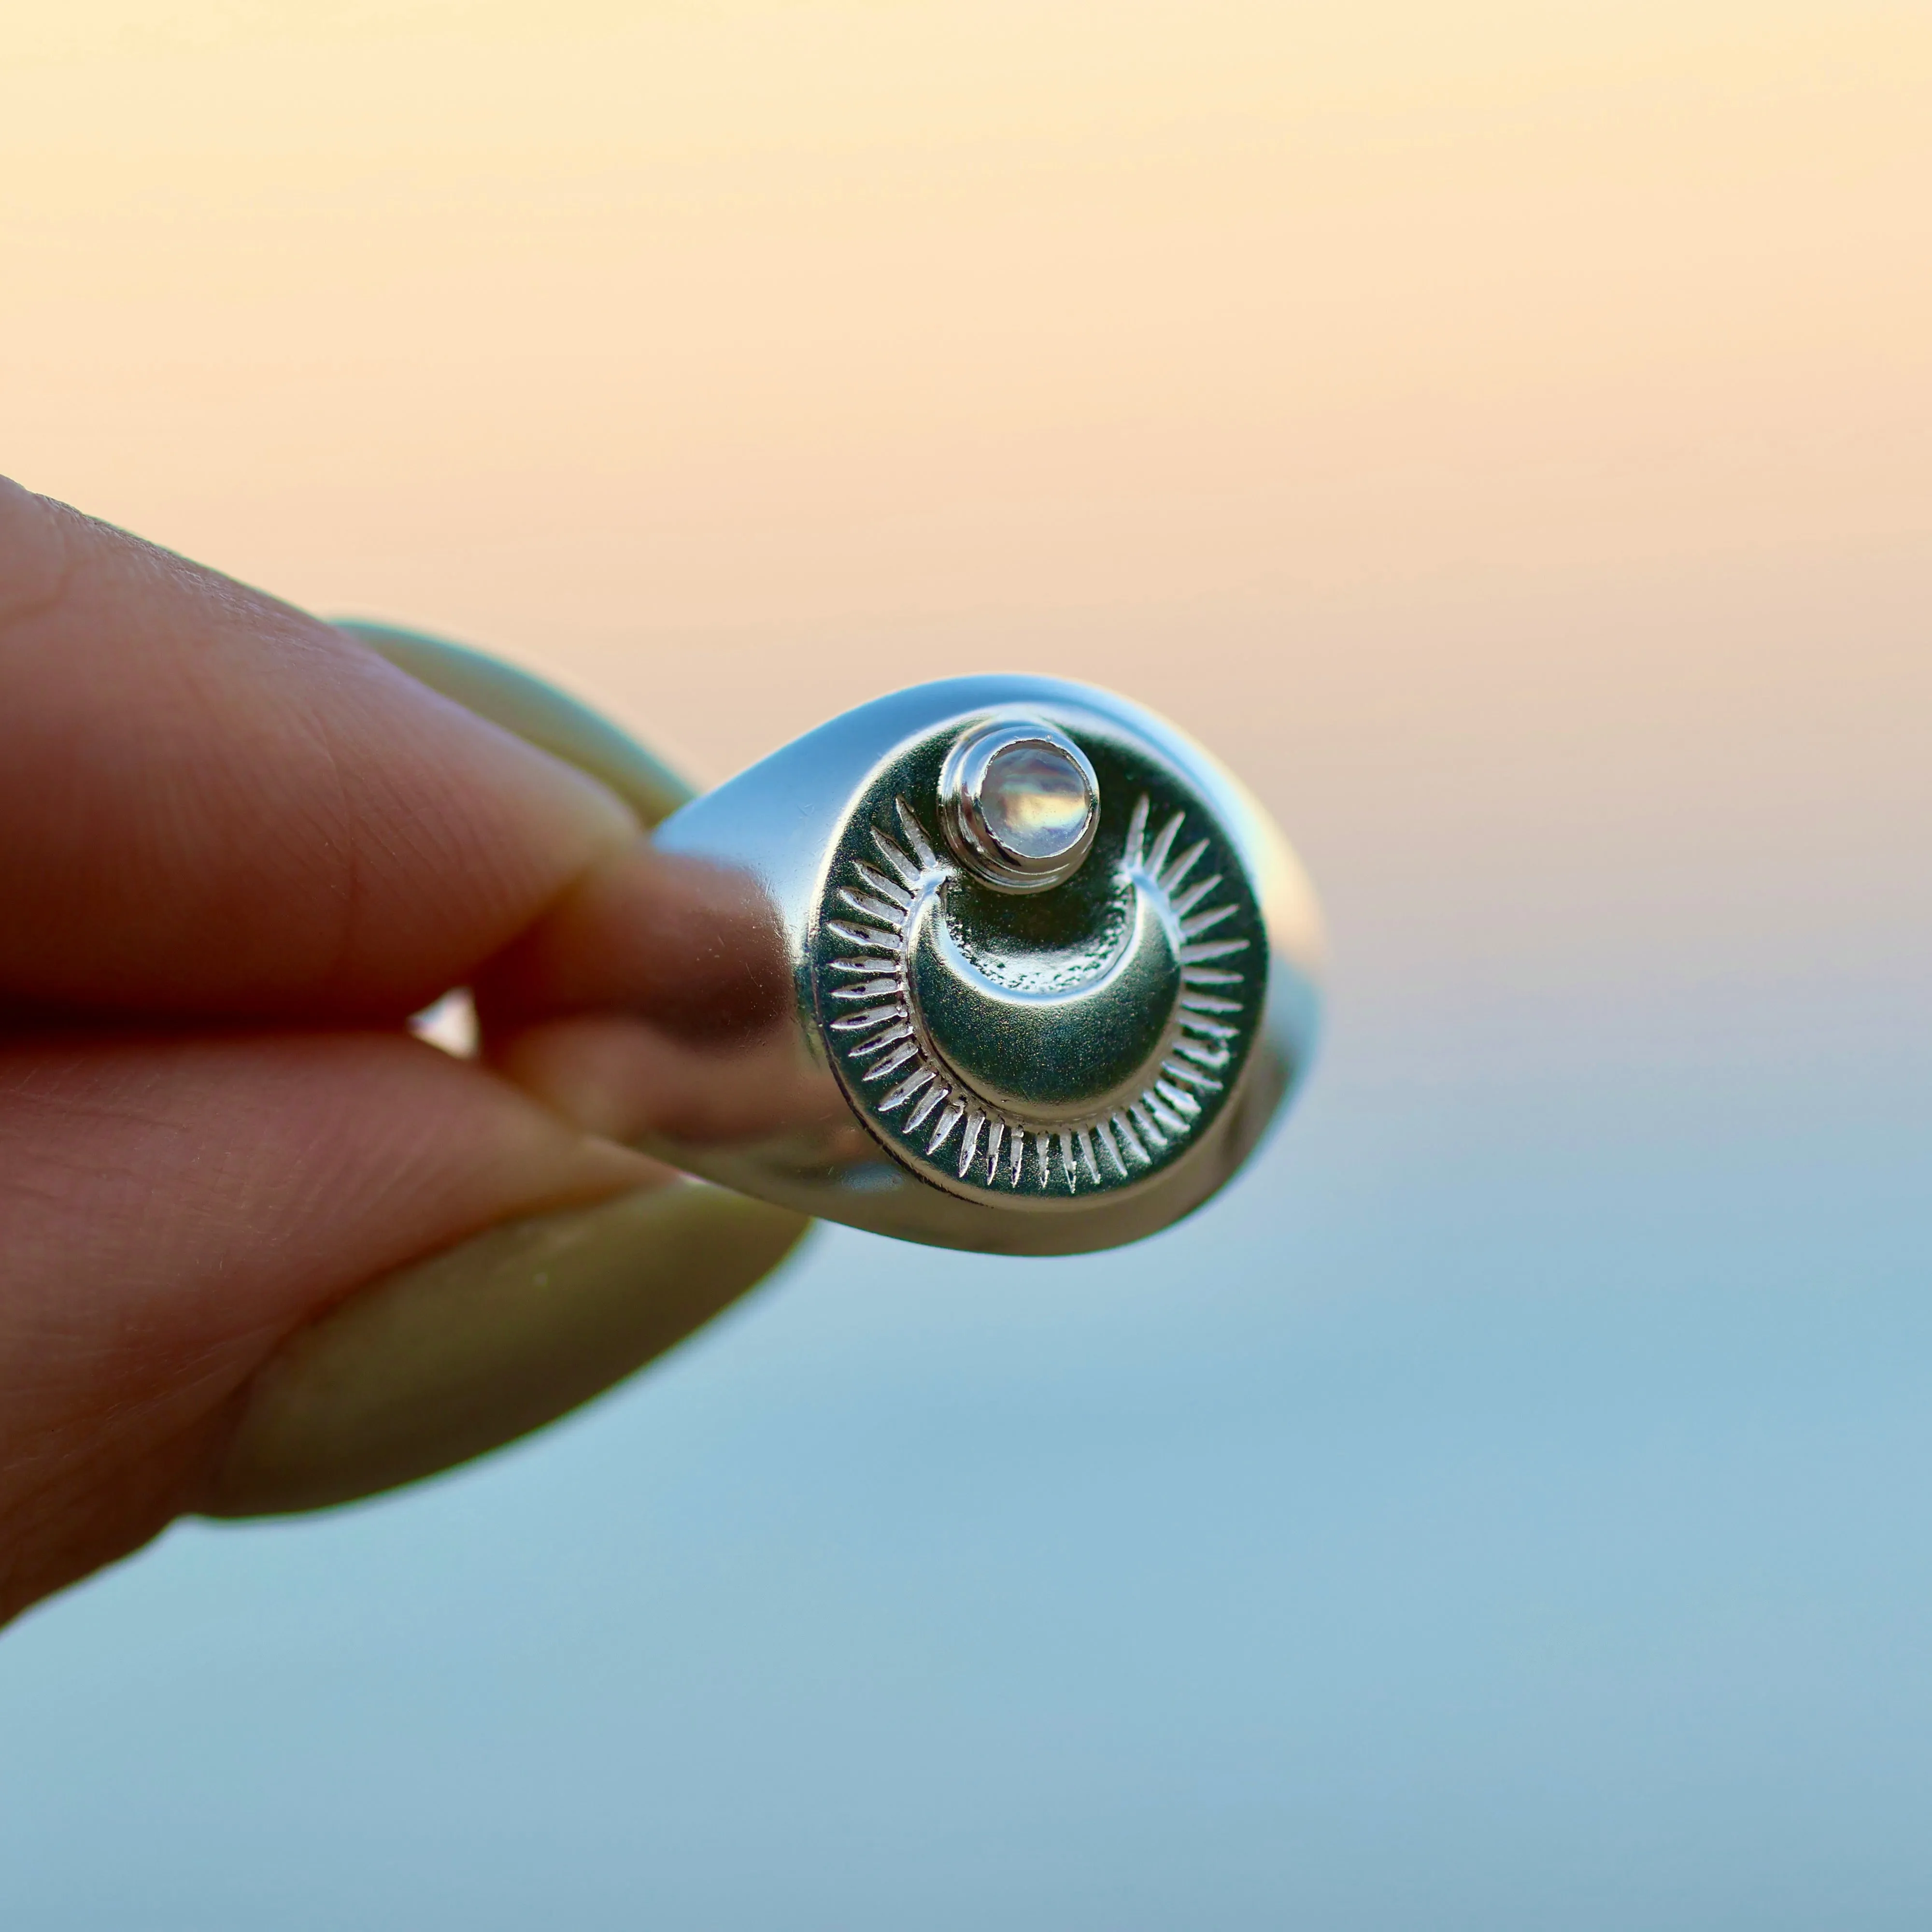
(0, 480), (809, 1626)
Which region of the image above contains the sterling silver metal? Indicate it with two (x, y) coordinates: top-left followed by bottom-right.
(645, 677), (1324, 1254)
(342, 625), (1324, 1256)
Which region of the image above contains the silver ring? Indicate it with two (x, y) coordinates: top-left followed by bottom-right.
(650, 676), (1326, 1254)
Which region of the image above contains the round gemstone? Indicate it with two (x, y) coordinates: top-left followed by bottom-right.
(978, 741), (1094, 861)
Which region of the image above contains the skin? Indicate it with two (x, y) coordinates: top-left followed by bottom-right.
(0, 478), (808, 1626)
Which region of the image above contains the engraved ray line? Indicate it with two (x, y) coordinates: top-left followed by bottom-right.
(871, 828), (924, 891)
(1180, 1014), (1238, 1040)
(1161, 840), (1209, 893)
(957, 1112), (985, 1178)
(928, 1100), (966, 1155)
(1168, 874), (1222, 918)
(829, 1004), (905, 1031)
(880, 1067), (937, 1112)
(1156, 1079), (1203, 1115)
(852, 861), (912, 908)
(1162, 1061), (1222, 1092)
(847, 1025), (914, 1059)
(826, 920), (900, 952)
(862, 1042), (921, 1082)
(1180, 902), (1240, 940)
(1179, 937), (1250, 963)
(1146, 810), (1184, 880)
(1175, 1039), (1232, 1067)
(839, 888), (907, 925)
(895, 798), (940, 869)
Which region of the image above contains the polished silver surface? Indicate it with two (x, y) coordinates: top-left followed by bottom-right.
(642, 676), (1324, 1254)
(346, 622), (1325, 1254)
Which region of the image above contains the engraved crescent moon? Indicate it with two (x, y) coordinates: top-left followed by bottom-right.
(909, 881), (1183, 1120)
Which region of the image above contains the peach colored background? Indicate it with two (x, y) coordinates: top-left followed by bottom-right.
(7, 16), (1932, 1922)
(6, 0), (1929, 1069)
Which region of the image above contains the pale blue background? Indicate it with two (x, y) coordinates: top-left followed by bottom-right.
(4, 563), (1929, 1928)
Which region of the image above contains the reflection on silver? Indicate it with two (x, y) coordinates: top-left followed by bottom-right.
(645, 677), (1324, 1254)
(937, 717), (1100, 893)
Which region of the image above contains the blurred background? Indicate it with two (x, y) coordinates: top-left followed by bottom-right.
(2, 2), (1929, 1924)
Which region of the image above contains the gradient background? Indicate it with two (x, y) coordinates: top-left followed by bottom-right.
(3, 3), (1930, 1925)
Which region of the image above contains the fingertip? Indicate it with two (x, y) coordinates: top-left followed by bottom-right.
(338, 622), (694, 830)
(0, 506), (654, 1016)
(0, 477), (73, 627)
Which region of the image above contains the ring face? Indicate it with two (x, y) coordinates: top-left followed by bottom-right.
(810, 709), (1268, 1205)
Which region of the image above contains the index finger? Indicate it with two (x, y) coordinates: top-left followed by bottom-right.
(0, 479), (638, 1020)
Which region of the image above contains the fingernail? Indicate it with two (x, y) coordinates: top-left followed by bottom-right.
(336, 620), (695, 828)
(200, 1182), (810, 1518)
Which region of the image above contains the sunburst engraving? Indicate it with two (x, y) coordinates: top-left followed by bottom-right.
(819, 785), (1256, 1199)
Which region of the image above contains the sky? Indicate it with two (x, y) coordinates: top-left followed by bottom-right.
(1, 3), (1930, 1925)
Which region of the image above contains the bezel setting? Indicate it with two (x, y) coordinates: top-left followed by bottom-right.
(937, 717), (1101, 895)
